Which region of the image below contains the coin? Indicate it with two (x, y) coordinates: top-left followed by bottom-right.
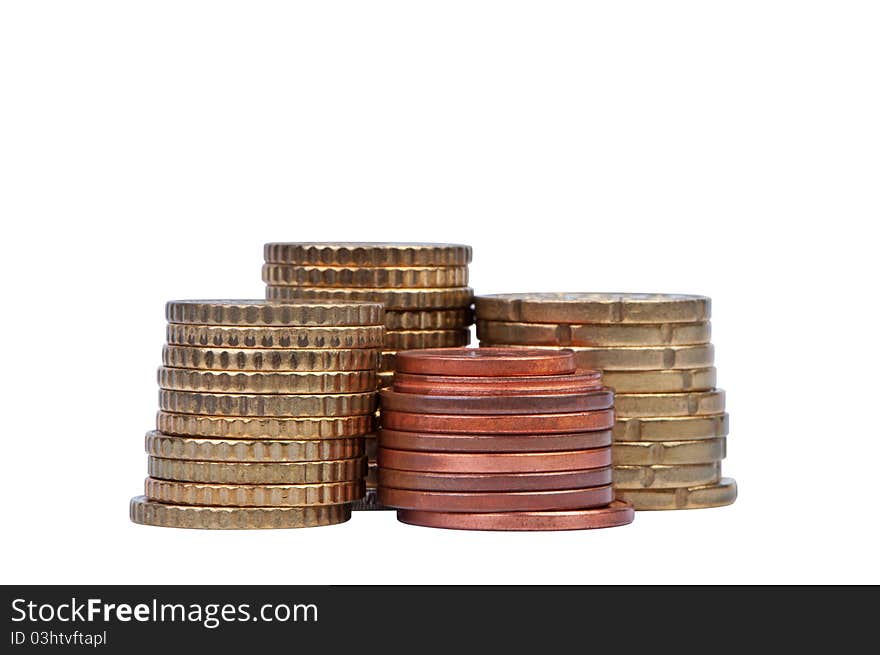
(482, 343), (715, 371)
(263, 242), (473, 267)
(384, 329), (471, 350)
(267, 286), (474, 310)
(156, 412), (372, 439)
(613, 414), (730, 441)
(166, 299), (383, 326)
(394, 347), (576, 376)
(378, 428), (612, 453)
(157, 368), (377, 394)
(364, 432), (378, 460)
(612, 462), (722, 489)
(148, 456), (367, 484)
(129, 496), (352, 529)
(377, 447), (611, 472)
(476, 320), (711, 346)
(379, 485), (614, 512)
(166, 324), (385, 349)
(380, 409), (615, 434)
(385, 308), (473, 330)
(377, 371), (395, 388)
(615, 477), (737, 510)
(379, 388), (614, 414)
(475, 293), (711, 324)
(158, 390), (376, 417)
(162, 345), (381, 371)
(390, 370), (603, 396)
(145, 431), (365, 462)
(602, 368), (717, 393)
(262, 264), (469, 288)
(612, 438), (727, 465)
(379, 467), (612, 492)
(396, 500), (634, 531)
(144, 478), (365, 506)
(365, 462), (378, 486)
(348, 487), (390, 511)
(614, 390), (725, 418)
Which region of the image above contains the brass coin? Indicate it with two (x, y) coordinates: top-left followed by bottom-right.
(476, 320), (711, 346)
(266, 286), (474, 310)
(144, 478), (365, 506)
(263, 242), (473, 267)
(613, 438), (727, 465)
(148, 456), (367, 484)
(145, 431), (365, 462)
(156, 412), (373, 439)
(166, 324), (384, 349)
(613, 414), (730, 441)
(157, 368), (377, 394)
(384, 308), (473, 330)
(614, 390), (725, 418)
(615, 477), (737, 510)
(129, 496), (351, 529)
(158, 390), (376, 417)
(165, 299), (383, 326)
(612, 462), (722, 489)
(602, 368), (717, 393)
(385, 329), (471, 350)
(262, 264), (469, 288)
(481, 343), (714, 371)
(475, 293), (711, 324)
(162, 345), (381, 371)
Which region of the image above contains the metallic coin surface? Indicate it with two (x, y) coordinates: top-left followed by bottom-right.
(348, 487), (391, 511)
(391, 370), (603, 396)
(614, 390), (725, 418)
(166, 324), (384, 349)
(162, 345), (381, 371)
(262, 264), (469, 288)
(144, 478), (365, 506)
(379, 467), (612, 492)
(385, 308), (473, 330)
(145, 431), (365, 462)
(616, 477), (737, 510)
(394, 347), (576, 376)
(148, 456), (368, 484)
(482, 343), (715, 371)
(157, 368), (377, 394)
(613, 438), (727, 465)
(602, 368), (717, 393)
(613, 414), (730, 441)
(158, 390), (376, 417)
(613, 462), (722, 489)
(476, 320), (711, 346)
(156, 412), (372, 440)
(396, 500), (634, 531)
(385, 329), (471, 350)
(378, 428), (612, 453)
(475, 293), (710, 324)
(377, 371), (395, 388)
(267, 286), (474, 310)
(166, 300), (383, 326)
(129, 496), (351, 529)
(380, 351), (397, 370)
(377, 447), (611, 473)
(380, 485), (614, 512)
(264, 242), (473, 267)
(379, 388), (614, 415)
(381, 408), (615, 434)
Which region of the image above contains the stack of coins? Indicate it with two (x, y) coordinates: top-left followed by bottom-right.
(475, 293), (736, 511)
(263, 243), (474, 509)
(376, 348), (635, 531)
(129, 300), (383, 529)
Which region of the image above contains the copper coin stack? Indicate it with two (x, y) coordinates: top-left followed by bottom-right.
(376, 348), (635, 530)
(263, 243), (474, 510)
(129, 300), (382, 529)
(475, 293), (736, 511)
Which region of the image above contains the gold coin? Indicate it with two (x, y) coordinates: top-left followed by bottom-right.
(166, 324), (384, 349)
(144, 478), (365, 506)
(481, 343), (714, 370)
(266, 286), (474, 310)
(476, 320), (710, 346)
(615, 477), (737, 510)
(145, 431), (365, 461)
(602, 368), (717, 393)
(262, 264), (469, 288)
(385, 329), (471, 350)
(614, 390), (725, 418)
(156, 412), (372, 439)
(165, 299), (383, 326)
(162, 345), (380, 371)
(264, 242), (473, 267)
(158, 390), (376, 417)
(148, 456), (367, 484)
(475, 293), (711, 324)
(157, 368), (377, 394)
(130, 496), (351, 529)
(613, 414), (730, 441)
(613, 463), (722, 489)
(384, 308), (473, 330)
(613, 438), (727, 465)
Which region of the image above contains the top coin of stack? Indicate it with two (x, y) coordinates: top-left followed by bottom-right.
(475, 293), (736, 511)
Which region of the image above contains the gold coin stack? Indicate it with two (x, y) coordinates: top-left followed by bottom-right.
(475, 293), (736, 511)
(263, 243), (474, 509)
(129, 300), (383, 529)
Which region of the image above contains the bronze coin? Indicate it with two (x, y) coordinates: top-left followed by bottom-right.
(377, 447), (611, 473)
(396, 500), (635, 531)
(378, 467), (612, 492)
(391, 370), (603, 396)
(378, 428), (612, 453)
(379, 388), (613, 415)
(394, 347), (576, 376)
(378, 484), (614, 512)
(380, 408), (615, 434)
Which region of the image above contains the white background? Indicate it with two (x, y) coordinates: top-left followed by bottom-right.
(1, 1), (878, 584)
